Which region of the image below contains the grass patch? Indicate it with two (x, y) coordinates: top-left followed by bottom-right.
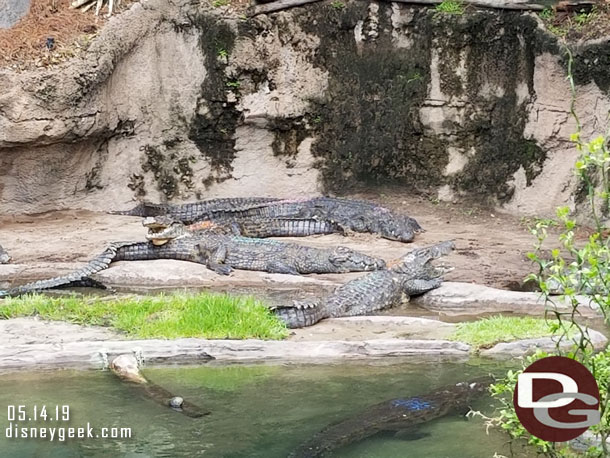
(0, 292), (288, 340)
(449, 316), (560, 349)
(435, 1), (464, 16)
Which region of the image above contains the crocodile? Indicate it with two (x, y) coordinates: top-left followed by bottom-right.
(222, 196), (424, 242)
(119, 196), (422, 242)
(289, 377), (492, 458)
(144, 218), (386, 275)
(115, 197), (281, 222)
(0, 222), (385, 297)
(0, 245), (10, 264)
(273, 241), (454, 328)
(149, 216), (344, 239)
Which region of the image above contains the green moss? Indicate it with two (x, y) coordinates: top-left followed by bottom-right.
(188, 15), (239, 187)
(303, 5), (441, 191)
(449, 316), (560, 349)
(0, 292), (288, 340)
(435, 1), (464, 16)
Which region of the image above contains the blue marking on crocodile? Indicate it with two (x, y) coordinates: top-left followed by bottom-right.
(391, 398), (432, 411)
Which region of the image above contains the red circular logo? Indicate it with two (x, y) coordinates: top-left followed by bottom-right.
(513, 356), (600, 442)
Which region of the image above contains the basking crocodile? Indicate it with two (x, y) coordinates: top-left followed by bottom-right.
(0, 245), (10, 264)
(273, 241), (454, 328)
(1, 222), (384, 297)
(289, 377), (492, 458)
(144, 218), (385, 275)
(225, 197), (424, 242)
(150, 216), (344, 239)
(120, 196), (422, 242)
(115, 197), (281, 221)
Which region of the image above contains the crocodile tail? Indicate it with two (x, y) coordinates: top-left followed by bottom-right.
(272, 300), (328, 328)
(110, 202), (168, 217)
(4, 241), (137, 297)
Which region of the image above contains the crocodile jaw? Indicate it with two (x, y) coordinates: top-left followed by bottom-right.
(152, 239), (169, 246)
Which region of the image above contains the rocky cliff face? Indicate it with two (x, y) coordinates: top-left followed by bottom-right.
(0, 0), (608, 215)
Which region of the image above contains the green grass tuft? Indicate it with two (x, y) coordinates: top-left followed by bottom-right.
(449, 316), (560, 349)
(435, 1), (464, 15)
(0, 292), (288, 340)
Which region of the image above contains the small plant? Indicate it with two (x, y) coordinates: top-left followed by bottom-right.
(226, 80), (241, 89)
(312, 115), (323, 124)
(406, 72), (422, 84)
(212, 0), (229, 7)
(574, 7), (597, 28)
(489, 48), (610, 458)
(547, 24), (568, 37)
(434, 0), (464, 16)
(0, 292), (288, 340)
(449, 316), (563, 350)
(217, 48), (229, 59)
(330, 0), (345, 9)
(520, 216), (558, 230)
(539, 7), (554, 21)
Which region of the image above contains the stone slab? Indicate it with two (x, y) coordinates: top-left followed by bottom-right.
(412, 282), (602, 318)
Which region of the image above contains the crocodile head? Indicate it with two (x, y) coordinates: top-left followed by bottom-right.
(143, 216), (189, 245)
(372, 214), (423, 243)
(328, 246), (386, 271)
(390, 241), (455, 277)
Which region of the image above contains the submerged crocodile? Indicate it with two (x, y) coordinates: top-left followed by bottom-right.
(289, 377), (492, 458)
(273, 241), (454, 328)
(144, 218), (385, 275)
(120, 196), (422, 242)
(0, 245), (10, 264)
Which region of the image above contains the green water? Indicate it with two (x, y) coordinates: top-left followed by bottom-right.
(0, 359), (534, 457)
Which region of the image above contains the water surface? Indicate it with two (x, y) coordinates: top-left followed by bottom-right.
(0, 359), (535, 457)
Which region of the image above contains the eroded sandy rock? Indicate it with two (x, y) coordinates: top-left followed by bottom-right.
(0, 317), (120, 346)
(0, 1), (609, 216)
(412, 282), (602, 318)
(480, 329), (608, 359)
(0, 0), (30, 29)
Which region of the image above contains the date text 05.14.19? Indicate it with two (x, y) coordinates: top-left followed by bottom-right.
(7, 405), (70, 422)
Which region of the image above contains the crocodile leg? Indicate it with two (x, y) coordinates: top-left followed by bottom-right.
(197, 240), (233, 275)
(266, 261), (300, 276)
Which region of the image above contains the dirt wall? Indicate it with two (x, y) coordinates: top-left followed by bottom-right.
(0, 0), (609, 215)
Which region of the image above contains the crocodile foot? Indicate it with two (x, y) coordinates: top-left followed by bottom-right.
(208, 263), (233, 276)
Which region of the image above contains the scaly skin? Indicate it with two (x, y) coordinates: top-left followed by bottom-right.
(0, 239), (208, 298)
(210, 196), (423, 242)
(114, 197), (281, 222)
(149, 216), (344, 239)
(144, 221), (386, 275)
(0, 226), (385, 297)
(0, 245), (10, 264)
(289, 377), (492, 458)
(199, 234), (385, 275)
(1, 241), (143, 297)
(273, 241), (454, 328)
(119, 196), (422, 242)
(227, 218), (343, 238)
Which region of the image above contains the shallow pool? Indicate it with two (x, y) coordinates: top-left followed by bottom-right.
(0, 359), (533, 457)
